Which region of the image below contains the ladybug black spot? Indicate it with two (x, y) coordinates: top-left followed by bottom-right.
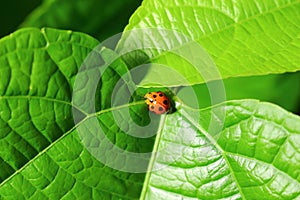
(153, 94), (157, 98)
(159, 93), (163, 97)
(158, 107), (164, 111)
(163, 100), (168, 105)
(150, 106), (155, 110)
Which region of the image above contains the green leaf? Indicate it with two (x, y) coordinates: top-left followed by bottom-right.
(118, 0), (300, 86)
(141, 100), (300, 199)
(20, 0), (142, 41)
(0, 28), (153, 199)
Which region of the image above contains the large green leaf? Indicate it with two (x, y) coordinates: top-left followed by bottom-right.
(118, 0), (300, 86)
(142, 100), (300, 199)
(20, 0), (142, 41)
(0, 28), (153, 199)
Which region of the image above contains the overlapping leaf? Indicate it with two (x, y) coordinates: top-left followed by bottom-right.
(118, 0), (300, 85)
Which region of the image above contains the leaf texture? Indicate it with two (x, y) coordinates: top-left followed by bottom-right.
(119, 0), (300, 85)
(142, 100), (300, 199)
(0, 28), (152, 199)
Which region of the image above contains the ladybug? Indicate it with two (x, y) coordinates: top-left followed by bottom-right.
(144, 91), (170, 114)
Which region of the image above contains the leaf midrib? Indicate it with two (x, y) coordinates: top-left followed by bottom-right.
(139, 114), (167, 200)
(226, 151), (300, 184)
(0, 95), (87, 116)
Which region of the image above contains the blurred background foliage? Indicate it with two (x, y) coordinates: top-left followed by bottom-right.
(0, 0), (299, 114)
(0, 0), (142, 41)
(0, 0), (41, 38)
(179, 72), (300, 115)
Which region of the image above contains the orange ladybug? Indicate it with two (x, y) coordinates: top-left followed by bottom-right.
(144, 91), (170, 114)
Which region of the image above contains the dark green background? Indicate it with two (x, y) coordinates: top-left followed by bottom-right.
(0, 0), (41, 37)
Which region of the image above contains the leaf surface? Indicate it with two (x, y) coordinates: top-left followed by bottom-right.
(118, 0), (300, 86)
(141, 100), (300, 199)
(0, 28), (153, 199)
